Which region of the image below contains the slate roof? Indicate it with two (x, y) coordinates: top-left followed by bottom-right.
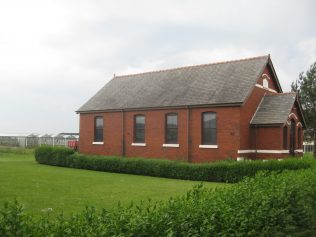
(77, 55), (270, 112)
(250, 93), (297, 125)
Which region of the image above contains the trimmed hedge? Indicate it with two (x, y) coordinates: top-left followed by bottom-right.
(34, 146), (312, 183)
(1, 169), (316, 236)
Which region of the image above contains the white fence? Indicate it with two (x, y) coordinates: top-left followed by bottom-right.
(0, 133), (79, 148)
(303, 141), (314, 153)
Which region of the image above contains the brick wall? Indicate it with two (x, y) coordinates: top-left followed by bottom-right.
(79, 112), (122, 156)
(255, 126), (282, 150)
(79, 106), (241, 163)
(189, 107), (240, 162)
(124, 109), (188, 161)
(240, 64), (278, 150)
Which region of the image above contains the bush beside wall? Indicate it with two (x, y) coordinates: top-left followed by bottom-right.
(1, 169), (316, 236)
(34, 146), (312, 183)
(34, 146), (75, 165)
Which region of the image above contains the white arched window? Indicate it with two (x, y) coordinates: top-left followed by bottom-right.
(263, 78), (269, 88)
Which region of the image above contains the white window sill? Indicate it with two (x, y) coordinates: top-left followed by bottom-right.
(199, 145), (218, 149)
(255, 84), (277, 93)
(162, 144), (179, 148)
(92, 142), (104, 145)
(131, 143), (146, 147)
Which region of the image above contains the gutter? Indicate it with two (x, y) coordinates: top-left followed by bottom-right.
(76, 102), (243, 114)
(250, 123), (284, 127)
(187, 106), (190, 162)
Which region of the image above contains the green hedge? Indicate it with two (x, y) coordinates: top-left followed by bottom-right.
(34, 146), (75, 166)
(1, 169), (316, 236)
(34, 146), (312, 183)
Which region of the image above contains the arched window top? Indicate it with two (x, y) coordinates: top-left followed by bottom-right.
(262, 74), (271, 80)
(288, 113), (298, 120)
(166, 113), (177, 126)
(166, 112), (177, 116)
(135, 114), (145, 122)
(202, 112), (216, 127)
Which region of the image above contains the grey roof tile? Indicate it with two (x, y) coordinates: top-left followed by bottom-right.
(78, 56), (269, 112)
(251, 93), (296, 125)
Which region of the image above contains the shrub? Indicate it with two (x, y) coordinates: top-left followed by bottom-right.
(147, 169), (316, 236)
(34, 147), (313, 183)
(1, 169), (316, 236)
(34, 146), (75, 166)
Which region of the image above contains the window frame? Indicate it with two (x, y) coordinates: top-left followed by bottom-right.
(94, 116), (104, 142)
(134, 114), (145, 143)
(165, 113), (178, 144)
(201, 112), (217, 145)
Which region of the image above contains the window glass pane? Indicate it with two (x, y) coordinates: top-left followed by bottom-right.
(136, 116), (145, 125)
(202, 128), (216, 145)
(202, 112), (216, 145)
(136, 123), (144, 130)
(203, 113), (216, 128)
(135, 130), (144, 143)
(95, 129), (103, 142)
(166, 128), (178, 143)
(166, 114), (178, 143)
(134, 115), (145, 143)
(94, 117), (103, 142)
(210, 128), (216, 144)
(95, 117), (103, 128)
(167, 115), (177, 128)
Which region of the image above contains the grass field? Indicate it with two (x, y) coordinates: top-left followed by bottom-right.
(0, 148), (226, 216)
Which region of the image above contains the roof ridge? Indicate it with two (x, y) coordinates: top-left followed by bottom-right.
(115, 55), (270, 79)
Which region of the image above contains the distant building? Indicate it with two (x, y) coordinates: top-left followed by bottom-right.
(0, 132), (79, 148)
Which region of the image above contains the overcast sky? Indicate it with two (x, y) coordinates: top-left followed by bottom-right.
(0, 0), (315, 134)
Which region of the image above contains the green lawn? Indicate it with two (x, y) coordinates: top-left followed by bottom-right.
(0, 149), (226, 216)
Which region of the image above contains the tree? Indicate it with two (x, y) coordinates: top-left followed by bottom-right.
(292, 61), (316, 156)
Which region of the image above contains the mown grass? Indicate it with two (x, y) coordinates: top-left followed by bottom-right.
(302, 152), (316, 167)
(0, 148), (225, 217)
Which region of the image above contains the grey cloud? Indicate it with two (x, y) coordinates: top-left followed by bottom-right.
(0, 0), (315, 134)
